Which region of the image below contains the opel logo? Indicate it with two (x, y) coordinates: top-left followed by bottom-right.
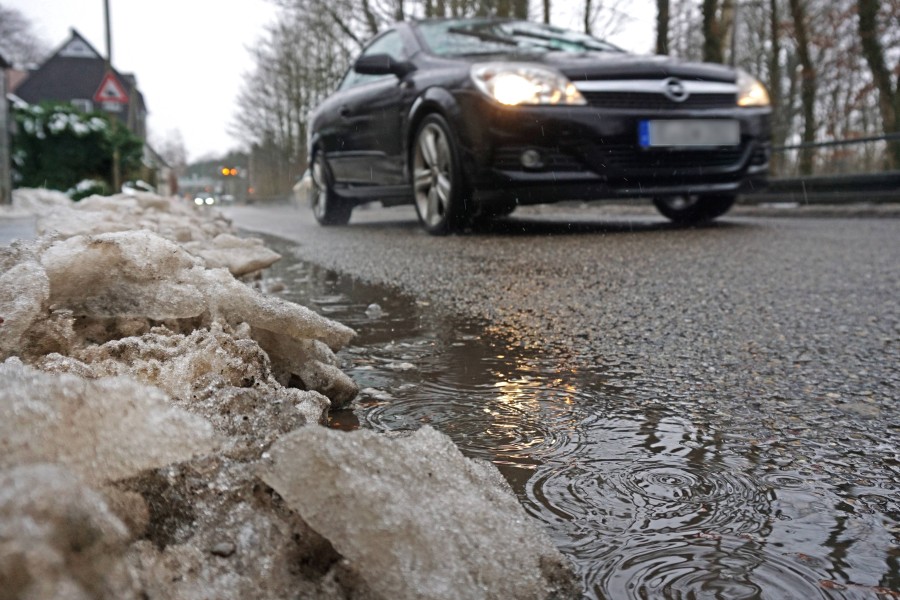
(663, 77), (689, 102)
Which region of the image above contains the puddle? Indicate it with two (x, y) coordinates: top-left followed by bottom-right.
(258, 234), (899, 599)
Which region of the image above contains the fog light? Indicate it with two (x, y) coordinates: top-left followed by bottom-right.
(521, 149), (543, 169)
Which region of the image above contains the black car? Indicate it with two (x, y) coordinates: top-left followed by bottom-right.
(308, 18), (771, 234)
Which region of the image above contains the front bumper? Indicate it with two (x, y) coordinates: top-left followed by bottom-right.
(454, 94), (771, 207)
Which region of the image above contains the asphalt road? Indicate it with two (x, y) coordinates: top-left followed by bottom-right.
(226, 202), (898, 402)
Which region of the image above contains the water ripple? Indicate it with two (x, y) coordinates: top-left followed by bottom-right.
(598, 532), (843, 600)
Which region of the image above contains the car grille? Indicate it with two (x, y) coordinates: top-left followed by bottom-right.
(587, 144), (748, 172)
(581, 92), (737, 111)
(493, 143), (753, 176)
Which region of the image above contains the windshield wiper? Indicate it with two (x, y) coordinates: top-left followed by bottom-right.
(446, 26), (518, 46)
(507, 27), (616, 52)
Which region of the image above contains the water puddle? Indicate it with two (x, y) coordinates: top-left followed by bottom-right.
(258, 234), (899, 599)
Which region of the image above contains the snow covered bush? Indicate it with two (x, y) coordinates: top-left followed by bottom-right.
(11, 101), (143, 196)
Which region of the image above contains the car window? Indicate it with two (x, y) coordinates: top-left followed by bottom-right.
(339, 30), (408, 91)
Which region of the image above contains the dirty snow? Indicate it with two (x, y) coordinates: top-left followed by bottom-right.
(0, 188), (577, 599)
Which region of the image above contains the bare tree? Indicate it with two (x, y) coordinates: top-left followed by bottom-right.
(582, 0), (631, 38)
(668, 0), (703, 61)
(234, 5), (351, 196)
(858, 0), (900, 166)
(701, 0), (735, 63)
(0, 4), (49, 68)
(656, 0), (669, 54)
(154, 129), (188, 174)
(787, 0), (816, 174)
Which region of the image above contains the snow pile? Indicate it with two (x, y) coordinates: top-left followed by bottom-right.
(0, 190), (577, 599)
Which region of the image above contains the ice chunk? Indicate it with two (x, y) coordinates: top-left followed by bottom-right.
(262, 426), (577, 600)
(206, 268), (355, 351)
(0, 259), (50, 360)
(0, 464), (141, 599)
(253, 328), (358, 407)
(0, 358), (220, 483)
(41, 231), (208, 320)
(183, 233), (282, 277)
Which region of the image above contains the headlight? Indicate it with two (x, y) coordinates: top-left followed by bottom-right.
(737, 70), (770, 107)
(471, 63), (586, 106)
(194, 197), (203, 206)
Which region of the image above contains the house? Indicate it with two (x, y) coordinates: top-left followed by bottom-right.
(10, 29), (176, 193)
(13, 28), (147, 140)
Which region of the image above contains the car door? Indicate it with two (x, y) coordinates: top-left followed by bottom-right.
(326, 31), (410, 187)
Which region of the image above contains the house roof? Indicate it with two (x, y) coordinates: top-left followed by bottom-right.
(14, 29), (146, 114)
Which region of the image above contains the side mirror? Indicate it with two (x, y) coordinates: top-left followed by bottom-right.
(354, 54), (414, 78)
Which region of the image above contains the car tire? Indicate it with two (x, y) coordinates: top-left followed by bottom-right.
(653, 194), (736, 224)
(412, 114), (471, 235)
(310, 153), (352, 226)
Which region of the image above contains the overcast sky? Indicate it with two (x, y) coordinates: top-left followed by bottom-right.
(6, 0), (280, 161)
(6, 1), (655, 162)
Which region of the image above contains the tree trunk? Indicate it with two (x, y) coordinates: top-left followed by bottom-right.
(702, 0), (723, 63)
(858, 0), (900, 168)
(702, 0), (734, 63)
(584, 0), (593, 34)
(543, 0), (550, 23)
(788, 0), (816, 175)
(360, 0), (379, 36)
(513, 0), (528, 18)
(767, 0), (785, 175)
(656, 0), (669, 54)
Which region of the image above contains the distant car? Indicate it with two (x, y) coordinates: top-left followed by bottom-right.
(308, 18), (771, 234)
(122, 180), (155, 195)
(193, 192), (217, 206)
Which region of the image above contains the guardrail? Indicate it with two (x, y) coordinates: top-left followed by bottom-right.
(744, 133), (900, 204)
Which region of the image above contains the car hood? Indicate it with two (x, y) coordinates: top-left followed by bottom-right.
(463, 51), (736, 83)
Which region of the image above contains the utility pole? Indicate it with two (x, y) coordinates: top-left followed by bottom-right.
(0, 53), (11, 206)
(104, 0), (121, 193)
(105, 0), (113, 68)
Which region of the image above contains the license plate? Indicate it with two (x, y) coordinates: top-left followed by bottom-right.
(639, 119), (740, 148)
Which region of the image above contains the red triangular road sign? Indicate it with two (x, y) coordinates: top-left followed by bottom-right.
(93, 72), (129, 103)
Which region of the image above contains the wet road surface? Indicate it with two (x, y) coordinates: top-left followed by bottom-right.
(226, 202), (899, 599)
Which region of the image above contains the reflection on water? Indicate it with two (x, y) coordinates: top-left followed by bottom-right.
(260, 235), (899, 600)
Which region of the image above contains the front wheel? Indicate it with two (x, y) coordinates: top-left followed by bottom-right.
(310, 153), (352, 226)
(412, 114), (470, 235)
(653, 194), (736, 224)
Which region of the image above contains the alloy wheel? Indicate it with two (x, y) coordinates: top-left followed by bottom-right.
(413, 122), (454, 229)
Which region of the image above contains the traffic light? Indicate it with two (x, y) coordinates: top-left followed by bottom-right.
(220, 167), (239, 177)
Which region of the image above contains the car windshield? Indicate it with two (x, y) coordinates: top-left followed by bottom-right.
(416, 19), (623, 57)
